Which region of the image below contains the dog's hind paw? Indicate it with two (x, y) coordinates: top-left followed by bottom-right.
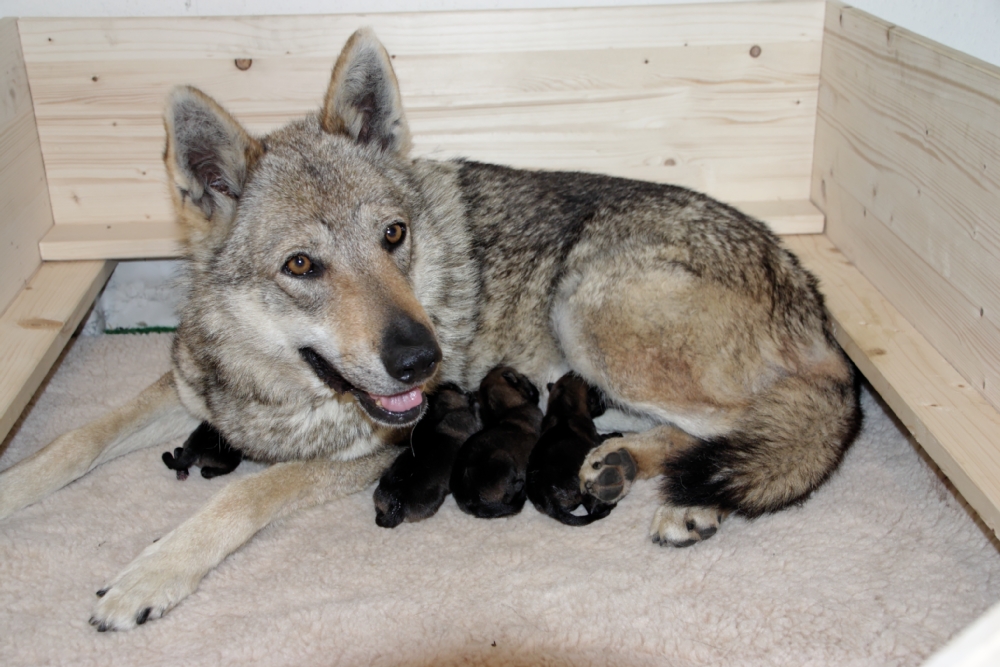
(580, 447), (637, 503)
(89, 535), (202, 631)
(649, 505), (726, 548)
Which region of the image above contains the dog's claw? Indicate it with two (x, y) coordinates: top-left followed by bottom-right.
(136, 607), (152, 625)
(96, 588), (107, 598)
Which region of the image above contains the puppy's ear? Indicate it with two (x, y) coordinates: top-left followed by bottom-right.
(321, 28), (411, 155)
(164, 86), (263, 249)
(587, 385), (607, 418)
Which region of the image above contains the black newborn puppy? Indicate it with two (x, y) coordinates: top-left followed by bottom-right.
(527, 373), (618, 526)
(162, 421), (243, 480)
(450, 366), (543, 518)
(373, 383), (481, 528)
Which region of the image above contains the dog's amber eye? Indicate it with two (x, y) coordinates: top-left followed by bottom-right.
(384, 222), (407, 247)
(284, 254), (313, 276)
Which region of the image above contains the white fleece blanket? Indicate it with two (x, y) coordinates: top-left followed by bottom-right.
(1, 333), (998, 666)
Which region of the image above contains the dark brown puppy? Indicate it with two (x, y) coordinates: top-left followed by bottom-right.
(527, 373), (618, 526)
(373, 383), (481, 527)
(450, 367), (543, 518)
(162, 422), (243, 480)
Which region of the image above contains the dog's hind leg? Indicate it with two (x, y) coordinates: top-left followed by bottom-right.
(0, 372), (197, 520)
(580, 424), (700, 503)
(89, 447), (397, 631)
(557, 259), (860, 546)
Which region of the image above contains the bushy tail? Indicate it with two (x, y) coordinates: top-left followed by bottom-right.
(662, 368), (862, 518)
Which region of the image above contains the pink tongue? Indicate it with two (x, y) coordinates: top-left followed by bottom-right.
(371, 388), (423, 413)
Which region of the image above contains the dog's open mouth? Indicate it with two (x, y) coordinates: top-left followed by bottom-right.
(299, 347), (425, 427)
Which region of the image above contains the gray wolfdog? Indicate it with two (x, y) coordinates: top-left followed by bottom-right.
(0, 28), (860, 630)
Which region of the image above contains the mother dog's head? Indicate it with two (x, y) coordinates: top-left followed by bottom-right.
(163, 29), (440, 430)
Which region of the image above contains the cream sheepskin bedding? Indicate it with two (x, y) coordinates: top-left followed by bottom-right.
(1, 332), (998, 666)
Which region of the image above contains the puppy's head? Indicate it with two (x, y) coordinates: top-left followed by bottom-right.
(545, 373), (607, 419)
(478, 367), (540, 425)
(421, 383), (482, 441)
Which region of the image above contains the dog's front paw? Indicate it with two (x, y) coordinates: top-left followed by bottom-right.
(649, 505), (726, 548)
(89, 538), (201, 631)
(580, 447), (637, 503)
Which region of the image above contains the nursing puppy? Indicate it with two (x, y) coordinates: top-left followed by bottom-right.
(0, 28), (861, 630)
(450, 367), (543, 519)
(162, 422), (243, 480)
(373, 383), (481, 527)
(526, 373), (616, 526)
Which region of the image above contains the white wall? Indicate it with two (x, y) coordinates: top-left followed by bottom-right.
(2, 0), (996, 331)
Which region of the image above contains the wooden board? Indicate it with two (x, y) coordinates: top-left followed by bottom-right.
(812, 2), (1000, 413)
(35, 201), (825, 261)
(18, 1), (826, 261)
(784, 234), (1000, 538)
(0, 260), (113, 444)
(0, 18), (54, 315)
(39, 221), (184, 261)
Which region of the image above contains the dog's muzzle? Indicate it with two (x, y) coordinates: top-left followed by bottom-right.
(299, 347), (428, 427)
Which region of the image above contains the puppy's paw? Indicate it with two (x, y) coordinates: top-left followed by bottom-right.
(373, 483), (406, 528)
(649, 505), (726, 548)
(580, 447), (637, 503)
(89, 538), (201, 631)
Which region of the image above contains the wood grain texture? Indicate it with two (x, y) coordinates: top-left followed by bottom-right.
(0, 18), (53, 316)
(0, 260), (113, 444)
(38, 221), (184, 260)
(35, 200), (824, 261)
(17, 2), (825, 246)
(784, 233), (1000, 538)
(812, 2), (1000, 412)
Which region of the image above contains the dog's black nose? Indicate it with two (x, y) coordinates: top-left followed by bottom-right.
(380, 315), (442, 385)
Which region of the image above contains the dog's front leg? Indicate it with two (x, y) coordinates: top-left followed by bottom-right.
(0, 372), (197, 520)
(89, 447), (397, 631)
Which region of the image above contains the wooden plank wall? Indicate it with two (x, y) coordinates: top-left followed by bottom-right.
(0, 18), (54, 314)
(813, 2), (1000, 415)
(0, 260), (112, 444)
(17, 1), (827, 260)
(786, 234), (1000, 537)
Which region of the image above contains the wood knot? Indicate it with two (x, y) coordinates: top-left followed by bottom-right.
(749, 45), (762, 58)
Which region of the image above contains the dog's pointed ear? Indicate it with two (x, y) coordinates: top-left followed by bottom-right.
(321, 28), (411, 155)
(164, 86), (263, 244)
